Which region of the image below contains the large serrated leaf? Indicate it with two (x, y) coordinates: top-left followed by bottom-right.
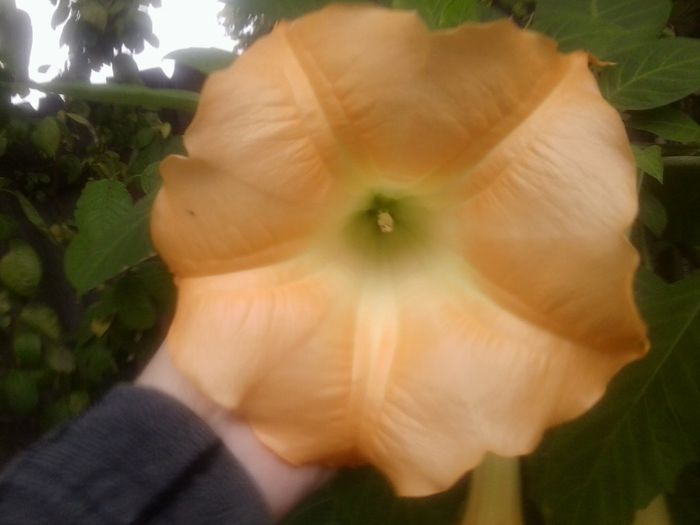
(392, 0), (479, 28)
(534, 14), (630, 57)
(65, 180), (154, 294)
(535, 0), (671, 34)
(599, 38), (700, 110)
(533, 0), (671, 58)
(527, 271), (700, 525)
(627, 106), (700, 144)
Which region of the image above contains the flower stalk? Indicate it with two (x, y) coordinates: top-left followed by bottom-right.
(460, 454), (524, 525)
(632, 495), (672, 525)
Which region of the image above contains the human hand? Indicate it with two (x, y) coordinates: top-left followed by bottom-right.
(137, 344), (334, 521)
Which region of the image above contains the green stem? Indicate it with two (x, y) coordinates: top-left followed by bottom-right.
(662, 156), (700, 169)
(634, 173), (653, 271)
(460, 455), (524, 525)
(1, 80), (200, 112)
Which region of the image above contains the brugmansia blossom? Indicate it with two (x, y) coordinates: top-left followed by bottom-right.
(151, 4), (648, 496)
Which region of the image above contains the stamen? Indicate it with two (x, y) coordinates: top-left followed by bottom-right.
(377, 209), (394, 233)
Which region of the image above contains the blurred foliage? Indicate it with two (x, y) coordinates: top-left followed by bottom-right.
(0, 1), (700, 524)
(49, 0), (161, 78)
(0, 0), (179, 464)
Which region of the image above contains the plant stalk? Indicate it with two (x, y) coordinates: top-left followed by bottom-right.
(632, 495), (672, 525)
(460, 454), (524, 525)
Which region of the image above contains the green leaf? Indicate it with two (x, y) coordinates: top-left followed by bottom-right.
(19, 304), (61, 341)
(0, 81), (200, 112)
(132, 259), (174, 309)
(627, 107), (700, 144)
(537, 0), (671, 34)
(668, 463), (700, 525)
(533, 0), (671, 58)
(528, 271), (700, 525)
(57, 154), (84, 184)
(13, 330), (42, 367)
(599, 38), (700, 110)
(139, 162), (161, 194)
(65, 180), (154, 293)
(31, 117), (61, 158)
(632, 144), (664, 183)
(392, 0), (479, 28)
(3, 370), (39, 416)
(65, 111), (95, 130)
(2, 191), (49, 232)
(79, 1), (108, 32)
(75, 343), (117, 384)
(84, 288), (117, 340)
(68, 390), (90, 415)
(114, 274), (157, 330)
(164, 47), (236, 74)
(46, 344), (75, 373)
(0, 241), (42, 297)
(640, 189), (667, 236)
(534, 12), (630, 57)
(41, 391), (87, 429)
(283, 467), (467, 525)
(133, 127), (156, 149)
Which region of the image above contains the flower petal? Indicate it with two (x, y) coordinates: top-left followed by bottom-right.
(280, 6), (578, 179)
(166, 259), (638, 496)
(451, 51), (646, 356)
(151, 20), (345, 277)
(362, 271), (637, 495)
(166, 256), (360, 463)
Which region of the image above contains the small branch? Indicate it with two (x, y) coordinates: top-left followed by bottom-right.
(662, 156), (700, 169)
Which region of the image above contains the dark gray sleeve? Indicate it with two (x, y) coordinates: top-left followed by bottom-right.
(0, 384), (272, 525)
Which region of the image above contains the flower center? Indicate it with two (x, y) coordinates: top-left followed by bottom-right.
(339, 191), (436, 267)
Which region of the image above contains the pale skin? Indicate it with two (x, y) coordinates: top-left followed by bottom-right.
(137, 345), (334, 521)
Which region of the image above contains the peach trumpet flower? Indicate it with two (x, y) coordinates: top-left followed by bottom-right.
(150, 4), (648, 497)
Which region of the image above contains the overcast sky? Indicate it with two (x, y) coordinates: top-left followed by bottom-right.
(14, 0), (234, 105)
